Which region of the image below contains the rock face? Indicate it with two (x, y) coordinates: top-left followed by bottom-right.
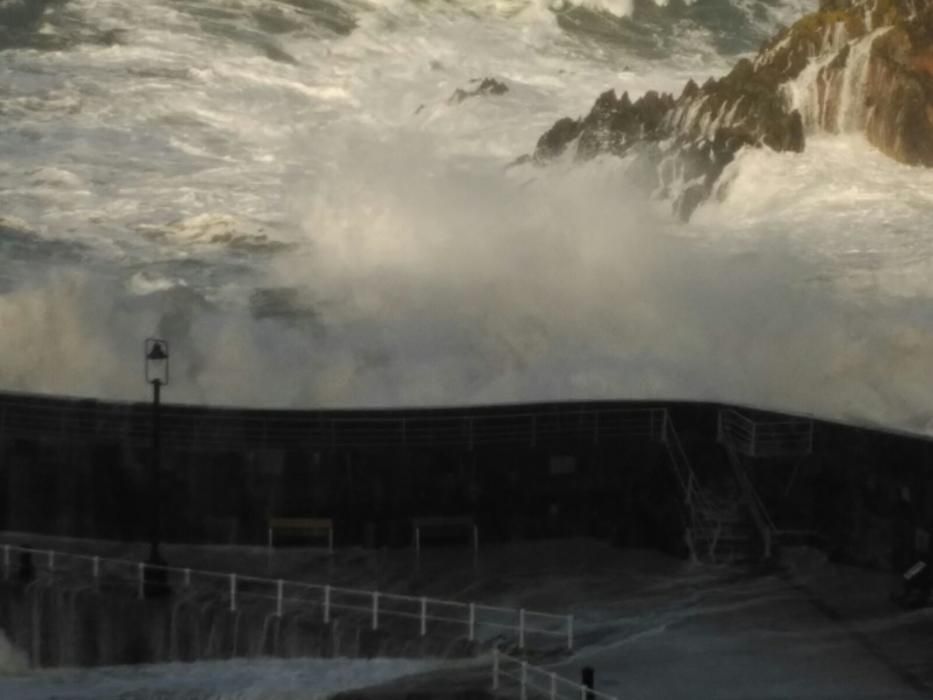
(772, 0), (933, 165)
(533, 0), (933, 219)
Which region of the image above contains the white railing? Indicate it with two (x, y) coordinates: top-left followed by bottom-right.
(0, 544), (573, 651)
(493, 649), (618, 700)
(721, 443), (776, 560)
(0, 396), (668, 450)
(721, 440), (823, 552)
(717, 409), (813, 457)
(660, 412), (697, 507)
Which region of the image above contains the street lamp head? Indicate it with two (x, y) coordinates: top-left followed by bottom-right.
(145, 338), (170, 386)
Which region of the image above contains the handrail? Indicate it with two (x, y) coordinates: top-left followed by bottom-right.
(660, 412), (693, 502)
(0, 543), (573, 650)
(660, 411), (710, 561)
(719, 409), (813, 457)
(493, 649), (619, 700)
(0, 402), (668, 449)
(722, 444), (776, 559)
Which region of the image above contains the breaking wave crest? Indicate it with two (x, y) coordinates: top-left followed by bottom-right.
(6, 0), (933, 433)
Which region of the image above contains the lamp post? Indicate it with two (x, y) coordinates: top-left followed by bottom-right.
(144, 338), (169, 597)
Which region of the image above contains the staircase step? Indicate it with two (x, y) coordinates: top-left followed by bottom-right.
(697, 511), (744, 523)
(692, 530), (752, 543)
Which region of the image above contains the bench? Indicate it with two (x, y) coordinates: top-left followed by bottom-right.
(412, 516), (478, 556)
(267, 517), (334, 553)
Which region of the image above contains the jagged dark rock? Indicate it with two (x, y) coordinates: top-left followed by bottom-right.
(448, 77), (509, 105)
(530, 0), (933, 219)
(532, 60), (805, 220)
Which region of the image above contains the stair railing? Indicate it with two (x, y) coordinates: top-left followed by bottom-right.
(723, 444), (776, 560)
(661, 411), (710, 560)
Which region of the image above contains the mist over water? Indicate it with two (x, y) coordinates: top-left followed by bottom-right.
(3, 0), (933, 431)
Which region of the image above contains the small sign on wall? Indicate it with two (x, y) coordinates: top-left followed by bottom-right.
(549, 456), (576, 476)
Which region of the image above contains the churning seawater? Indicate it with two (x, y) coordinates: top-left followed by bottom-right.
(0, 647), (445, 700)
(3, 0), (933, 431)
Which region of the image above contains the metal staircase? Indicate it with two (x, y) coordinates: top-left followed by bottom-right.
(717, 408), (819, 555)
(661, 412), (762, 566)
(690, 484), (757, 565)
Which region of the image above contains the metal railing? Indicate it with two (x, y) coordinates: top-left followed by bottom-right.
(721, 436), (823, 552)
(0, 544), (573, 651)
(660, 412), (709, 560)
(660, 413), (698, 507)
(717, 409), (813, 457)
(0, 393), (667, 450)
(722, 444), (776, 560)
(493, 649), (618, 700)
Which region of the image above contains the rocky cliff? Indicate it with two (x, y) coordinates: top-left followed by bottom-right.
(533, 0), (933, 219)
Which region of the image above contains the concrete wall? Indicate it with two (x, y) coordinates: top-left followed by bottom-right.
(0, 392), (930, 569)
(0, 395), (680, 552)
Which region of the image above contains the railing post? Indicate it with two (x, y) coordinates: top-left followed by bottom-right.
(567, 613), (574, 650)
(372, 591), (379, 631)
(323, 585), (331, 624)
(468, 602), (476, 641)
(420, 596), (427, 636)
(521, 661), (528, 700)
(3, 545), (9, 580)
(582, 666), (595, 700)
(229, 573), (237, 612)
(519, 608), (526, 649)
(492, 648), (499, 691)
(550, 672), (557, 700)
(276, 580), (284, 617)
(137, 562), (145, 600)
(92, 556), (100, 582)
(47, 550), (54, 573)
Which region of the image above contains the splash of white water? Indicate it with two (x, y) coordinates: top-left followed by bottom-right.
(0, 631), (28, 676)
(0, 656), (447, 700)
